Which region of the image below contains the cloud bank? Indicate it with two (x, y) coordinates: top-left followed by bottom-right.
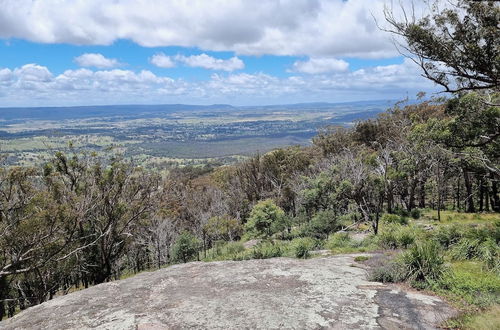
(0, 0), (418, 58)
(0, 59), (435, 106)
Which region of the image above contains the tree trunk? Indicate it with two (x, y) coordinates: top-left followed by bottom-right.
(418, 179), (426, 208)
(463, 170), (475, 213)
(478, 176), (484, 212)
(491, 178), (500, 212)
(408, 180), (417, 211)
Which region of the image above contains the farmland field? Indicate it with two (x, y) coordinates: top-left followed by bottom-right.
(0, 100), (392, 167)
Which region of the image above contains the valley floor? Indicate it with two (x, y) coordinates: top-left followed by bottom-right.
(1, 253), (456, 330)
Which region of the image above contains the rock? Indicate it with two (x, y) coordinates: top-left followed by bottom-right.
(1, 254), (456, 329)
(243, 239), (261, 249)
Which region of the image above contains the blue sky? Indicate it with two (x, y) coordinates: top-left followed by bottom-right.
(0, 0), (436, 107)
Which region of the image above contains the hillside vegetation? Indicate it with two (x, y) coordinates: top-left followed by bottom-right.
(0, 0), (499, 328)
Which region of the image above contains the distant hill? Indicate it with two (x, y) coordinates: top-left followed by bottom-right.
(0, 100), (395, 121)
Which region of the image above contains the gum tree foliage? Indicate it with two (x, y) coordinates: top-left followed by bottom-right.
(384, 0), (499, 93)
(171, 231), (200, 263)
(245, 199), (288, 239)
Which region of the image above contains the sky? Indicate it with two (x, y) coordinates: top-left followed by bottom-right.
(0, 0), (439, 107)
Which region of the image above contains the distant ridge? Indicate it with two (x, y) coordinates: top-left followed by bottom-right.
(0, 99), (395, 121)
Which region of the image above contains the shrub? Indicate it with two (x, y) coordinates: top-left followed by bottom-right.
(433, 224), (465, 248)
(305, 210), (339, 239)
(378, 225), (417, 249)
(450, 238), (482, 261)
(172, 231), (200, 263)
(290, 237), (315, 259)
(204, 216), (243, 242)
(369, 262), (405, 283)
(325, 232), (352, 249)
(451, 237), (500, 273)
(399, 240), (446, 287)
(381, 213), (408, 225)
(222, 241), (245, 256)
(410, 208), (421, 219)
(397, 226), (417, 248)
(394, 208), (410, 218)
(245, 200), (288, 239)
(251, 241), (286, 259)
(478, 238), (500, 273)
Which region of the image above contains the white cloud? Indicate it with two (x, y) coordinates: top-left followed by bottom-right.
(150, 53), (176, 68)
(0, 0), (425, 58)
(175, 54), (244, 71)
(0, 59), (437, 106)
(292, 57), (349, 74)
(74, 53), (120, 68)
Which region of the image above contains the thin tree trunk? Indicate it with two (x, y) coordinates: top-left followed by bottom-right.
(478, 176), (484, 212)
(463, 170), (475, 213)
(418, 178), (426, 208)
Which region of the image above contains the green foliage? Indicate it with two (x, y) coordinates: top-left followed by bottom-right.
(304, 210), (340, 239)
(245, 200), (288, 239)
(378, 225), (417, 249)
(410, 208), (421, 219)
(399, 240), (446, 287)
(381, 213), (408, 225)
(290, 237), (315, 259)
(172, 231), (200, 263)
(451, 237), (500, 273)
(250, 241), (286, 259)
(204, 216), (242, 242)
(354, 255), (370, 262)
(325, 232), (352, 249)
(432, 224), (466, 248)
(369, 262), (405, 283)
(438, 261), (500, 308)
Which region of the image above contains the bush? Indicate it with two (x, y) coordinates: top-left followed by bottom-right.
(305, 210), (340, 239)
(397, 226), (417, 248)
(381, 213), (408, 225)
(369, 262), (405, 283)
(410, 208), (421, 219)
(478, 238), (500, 273)
(433, 224), (465, 248)
(378, 225), (417, 249)
(290, 237), (315, 259)
(222, 241), (245, 255)
(399, 240), (446, 287)
(451, 237), (500, 273)
(172, 231), (200, 263)
(394, 208), (410, 218)
(378, 229), (399, 249)
(251, 241), (286, 259)
(245, 200), (288, 239)
(325, 232), (352, 249)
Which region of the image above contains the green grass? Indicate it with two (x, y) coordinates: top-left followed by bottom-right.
(325, 232), (378, 254)
(438, 261), (500, 308)
(421, 210), (500, 224)
(354, 255), (370, 262)
(452, 305), (500, 330)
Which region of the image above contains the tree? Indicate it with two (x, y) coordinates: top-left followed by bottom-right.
(245, 200), (287, 238)
(171, 231), (200, 263)
(384, 0), (499, 93)
(204, 216), (242, 242)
